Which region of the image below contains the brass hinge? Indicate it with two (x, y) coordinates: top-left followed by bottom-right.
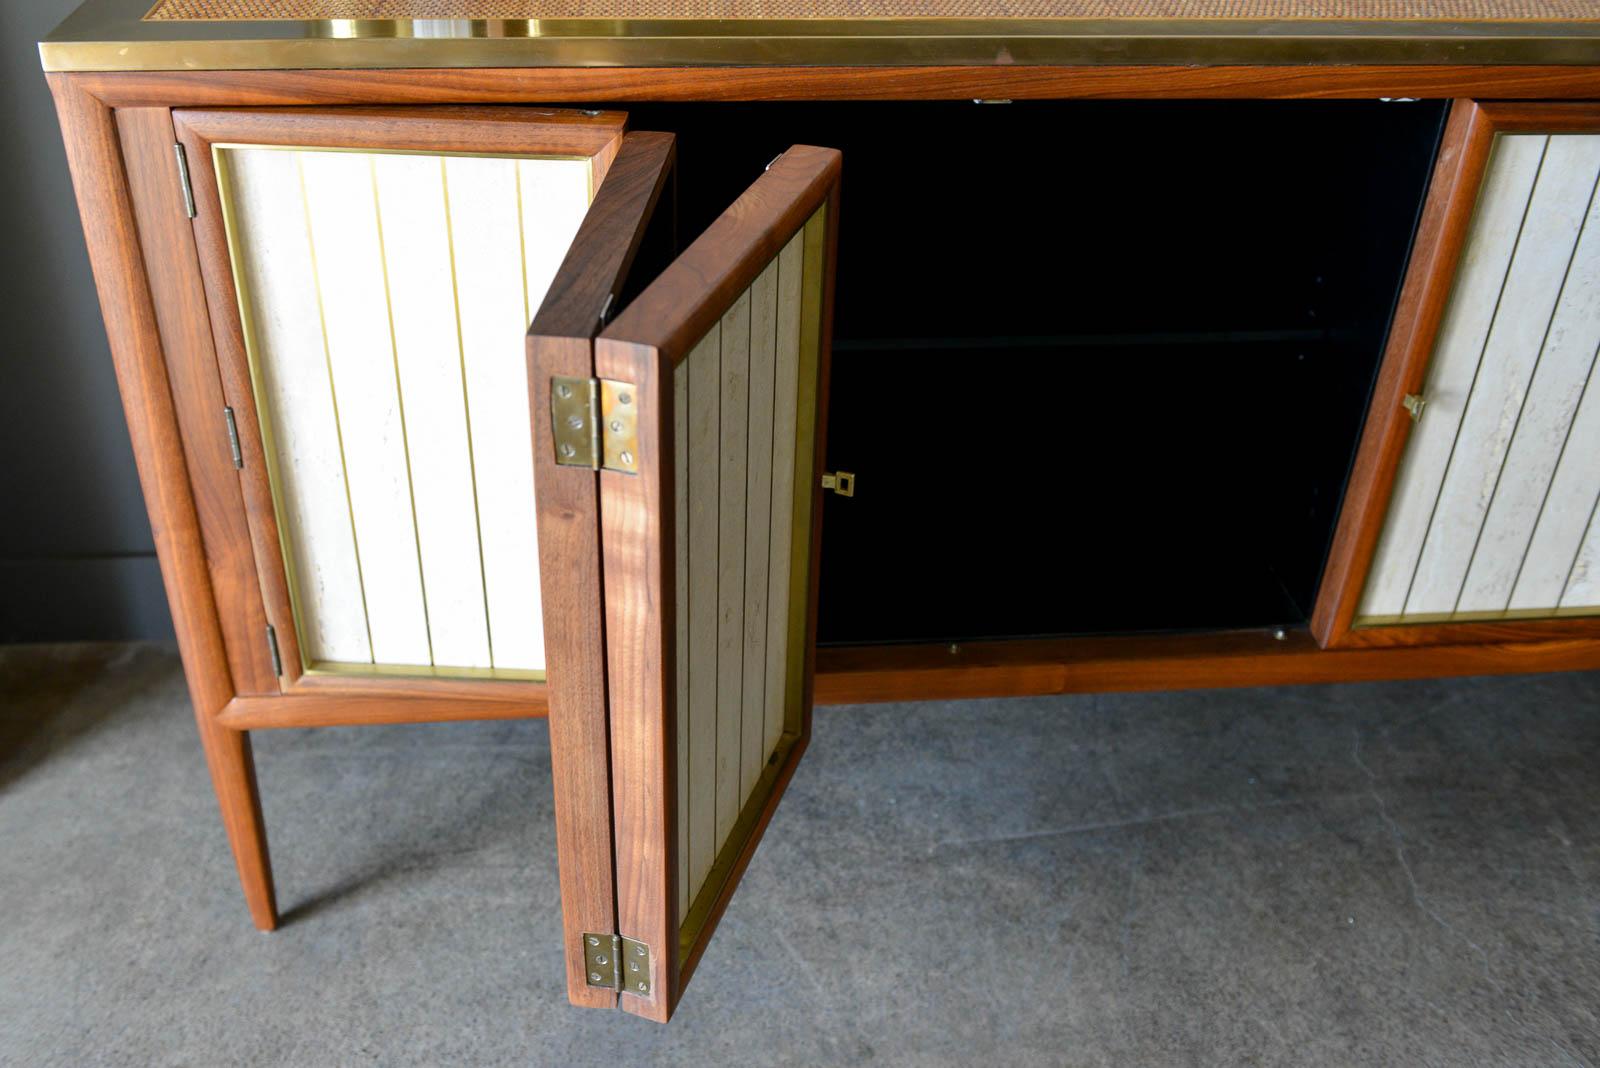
(583, 933), (652, 997)
(1402, 393), (1427, 423)
(551, 376), (638, 474)
(265, 624), (283, 677)
(173, 143), (197, 219)
(223, 406), (243, 468)
(821, 471), (855, 497)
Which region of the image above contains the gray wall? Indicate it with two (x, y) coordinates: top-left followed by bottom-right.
(0, 1), (174, 642)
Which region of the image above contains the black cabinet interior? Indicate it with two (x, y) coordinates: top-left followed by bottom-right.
(620, 100), (1448, 644)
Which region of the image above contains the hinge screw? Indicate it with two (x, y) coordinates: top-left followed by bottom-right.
(618, 392), (632, 405)
(610, 419), (623, 432)
(586, 936), (600, 946)
(567, 415), (584, 430)
(590, 972), (603, 982)
(560, 444), (576, 458)
(637, 982), (649, 993)
(558, 384), (573, 399)
(634, 944), (647, 956)
(620, 451), (633, 466)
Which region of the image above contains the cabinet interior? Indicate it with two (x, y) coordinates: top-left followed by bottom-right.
(621, 100), (1449, 644)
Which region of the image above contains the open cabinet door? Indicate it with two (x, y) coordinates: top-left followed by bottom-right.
(527, 130), (677, 1009)
(601, 145), (839, 1022)
(532, 142), (840, 1021)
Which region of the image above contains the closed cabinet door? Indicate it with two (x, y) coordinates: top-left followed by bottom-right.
(176, 105), (625, 704)
(529, 140), (841, 1021)
(1316, 101), (1600, 649)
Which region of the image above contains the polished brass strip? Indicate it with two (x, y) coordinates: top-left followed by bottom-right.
(210, 142), (592, 166)
(515, 159), (530, 326)
(1355, 602), (1600, 625)
(139, 0), (1600, 20)
(303, 659), (547, 681)
(39, 4), (1600, 72)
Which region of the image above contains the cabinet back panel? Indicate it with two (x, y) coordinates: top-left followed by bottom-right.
(218, 143), (593, 675)
(624, 101), (1445, 643)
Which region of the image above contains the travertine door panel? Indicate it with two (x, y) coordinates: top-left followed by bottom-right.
(219, 144), (593, 674)
(673, 226), (812, 927)
(1359, 131), (1600, 628)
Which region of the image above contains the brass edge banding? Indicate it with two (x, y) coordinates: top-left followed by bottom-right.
(304, 659), (548, 681)
(39, 7), (1600, 71)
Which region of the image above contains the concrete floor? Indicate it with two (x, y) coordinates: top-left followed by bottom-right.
(1, 644), (1597, 1066)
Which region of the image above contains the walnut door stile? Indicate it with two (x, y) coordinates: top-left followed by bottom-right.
(116, 107), (280, 696)
(527, 131), (677, 1010)
(176, 105), (625, 705)
(1315, 101), (1600, 649)
(593, 145), (840, 1023)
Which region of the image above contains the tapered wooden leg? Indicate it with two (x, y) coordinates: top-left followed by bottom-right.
(194, 720), (278, 930)
(48, 75), (279, 931)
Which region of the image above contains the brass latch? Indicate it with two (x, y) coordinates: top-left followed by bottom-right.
(551, 377), (638, 474)
(821, 471), (855, 497)
(1402, 393), (1426, 423)
(583, 933), (652, 997)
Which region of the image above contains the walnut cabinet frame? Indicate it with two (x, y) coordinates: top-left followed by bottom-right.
(44, 62), (1600, 1021)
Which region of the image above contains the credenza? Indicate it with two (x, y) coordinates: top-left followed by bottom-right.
(43, 0), (1600, 1021)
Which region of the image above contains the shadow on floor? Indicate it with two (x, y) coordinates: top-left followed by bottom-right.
(0, 641), (176, 794)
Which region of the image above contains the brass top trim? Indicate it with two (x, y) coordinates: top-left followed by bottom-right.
(39, 0), (1600, 70)
(141, 0), (1600, 20)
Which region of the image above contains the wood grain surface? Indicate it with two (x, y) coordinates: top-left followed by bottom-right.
(48, 77), (278, 930)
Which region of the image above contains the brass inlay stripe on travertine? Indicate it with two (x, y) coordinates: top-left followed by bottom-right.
(144, 0), (1600, 22)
